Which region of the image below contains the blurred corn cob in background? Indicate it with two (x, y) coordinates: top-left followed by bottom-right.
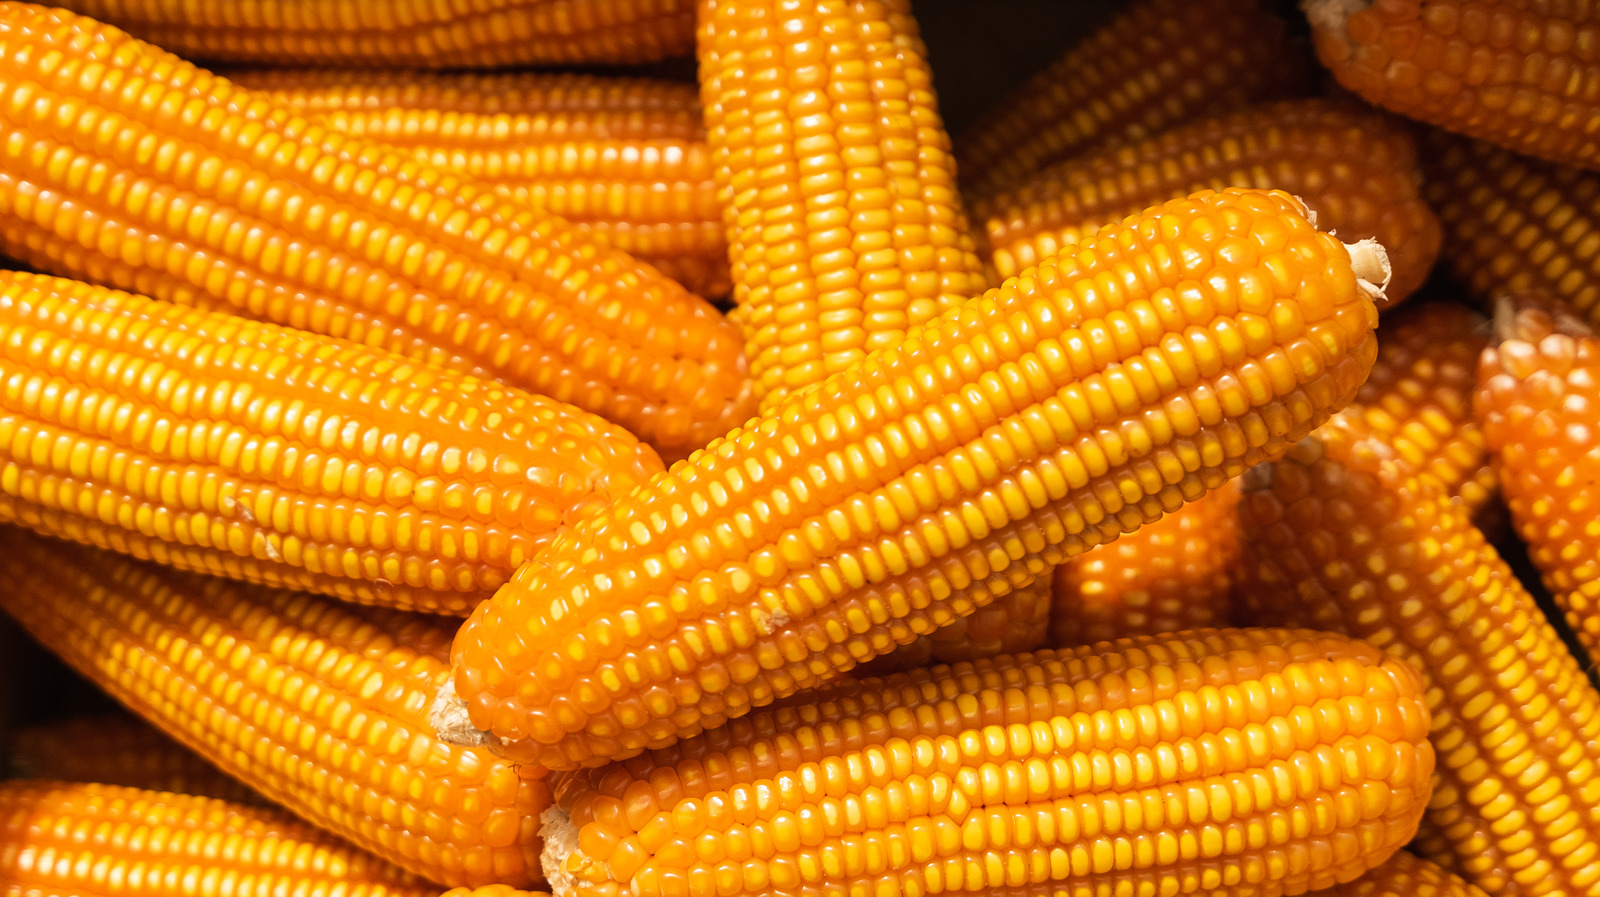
(955, 0), (1314, 198)
(9, 715), (265, 806)
(445, 188), (1388, 769)
(229, 70), (730, 299)
(975, 99), (1441, 307)
(50, 0), (696, 68)
(1322, 853), (1488, 897)
(0, 5), (754, 455)
(0, 528), (552, 888)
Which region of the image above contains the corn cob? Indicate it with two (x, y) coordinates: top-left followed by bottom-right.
(1354, 300), (1494, 505)
(442, 889), (548, 897)
(540, 627), (1434, 897)
(1049, 479), (1240, 647)
(225, 70), (730, 299)
(0, 528), (553, 889)
(49, 0), (694, 68)
(0, 780), (437, 897)
(1306, 0), (1600, 171)
(0, 5), (754, 455)
(444, 188), (1388, 769)
(975, 99), (1442, 307)
(1319, 853), (1488, 897)
(9, 715), (264, 806)
(954, 0), (1315, 199)
(1478, 299), (1600, 665)
(852, 575), (1052, 674)
(697, 0), (990, 410)
(0, 271), (660, 615)
(1235, 412), (1600, 896)
(1420, 132), (1600, 330)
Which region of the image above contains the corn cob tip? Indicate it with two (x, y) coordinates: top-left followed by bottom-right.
(1347, 237), (1392, 300)
(1303, 0), (1366, 35)
(540, 806), (581, 896)
(431, 679), (498, 750)
(1491, 293), (1594, 345)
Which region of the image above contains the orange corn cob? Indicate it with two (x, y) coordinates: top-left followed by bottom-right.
(1049, 479), (1240, 646)
(442, 889), (549, 897)
(1236, 412), (1600, 896)
(50, 0), (694, 68)
(9, 715), (264, 806)
(540, 628), (1434, 897)
(1306, 0), (1600, 171)
(226, 70), (730, 299)
(1320, 853), (1488, 897)
(444, 188), (1388, 770)
(1352, 299), (1496, 510)
(0, 5), (754, 455)
(0, 528), (553, 889)
(955, 0), (1314, 199)
(975, 99), (1442, 307)
(0, 780), (436, 897)
(0, 272), (661, 615)
(697, 0), (989, 410)
(852, 576), (1052, 673)
(1478, 299), (1600, 663)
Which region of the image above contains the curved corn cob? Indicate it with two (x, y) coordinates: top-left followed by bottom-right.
(445, 188), (1387, 770)
(1321, 853), (1488, 897)
(0, 529), (553, 889)
(954, 0), (1314, 199)
(1353, 300), (1495, 510)
(1420, 132), (1600, 329)
(540, 628), (1434, 897)
(0, 5), (754, 454)
(0, 780), (435, 897)
(1306, 0), (1600, 170)
(853, 576), (1052, 673)
(0, 272), (661, 615)
(1478, 300), (1600, 663)
(975, 99), (1442, 307)
(1049, 479), (1240, 646)
(226, 70), (729, 299)
(50, 0), (694, 68)
(1235, 413), (1600, 896)
(697, 0), (989, 410)
(10, 715), (264, 806)
(442, 889), (549, 897)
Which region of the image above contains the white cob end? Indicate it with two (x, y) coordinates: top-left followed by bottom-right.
(430, 678), (495, 748)
(1345, 238), (1392, 303)
(541, 805), (583, 897)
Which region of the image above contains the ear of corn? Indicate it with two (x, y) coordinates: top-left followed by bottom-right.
(0, 528), (553, 889)
(541, 627), (1434, 897)
(697, 0), (990, 410)
(974, 98), (1442, 307)
(1235, 412), (1600, 897)
(954, 0), (1314, 199)
(1306, 0), (1600, 171)
(226, 70), (730, 299)
(1320, 853), (1488, 897)
(49, 0), (695, 68)
(9, 715), (265, 806)
(0, 780), (439, 897)
(1049, 479), (1240, 646)
(1478, 299), (1600, 664)
(1352, 300), (1495, 511)
(445, 188), (1387, 770)
(852, 574), (1052, 673)
(441, 888), (550, 897)
(0, 5), (755, 455)
(0, 271), (661, 615)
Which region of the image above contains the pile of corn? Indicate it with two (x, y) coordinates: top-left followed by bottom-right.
(0, 1), (1597, 896)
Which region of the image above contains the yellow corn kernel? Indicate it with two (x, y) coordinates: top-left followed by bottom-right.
(955, 0), (1314, 198)
(10, 715), (264, 806)
(1480, 300), (1600, 663)
(228, 70), (729, 298)
(852, 576), (1052, 673)
(698, 0), (989, 410)
(0, 780), (437, 897)
(541, 628), (1433, 897)
(445, 188), (1387, 770)
(1307, 0), (1600, 170)
(1236, 411), (1600, 896)
(0, 271), (661, 615)
(1319, 853), (1488, 897)
(1050, 479), (1240, 646)
(51, 0), (694, 67)
(0, 6), (754, 454)
(975, 99), (1442, 307)
(0, 529), (553, 889)
(441, 889), (549, 897)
